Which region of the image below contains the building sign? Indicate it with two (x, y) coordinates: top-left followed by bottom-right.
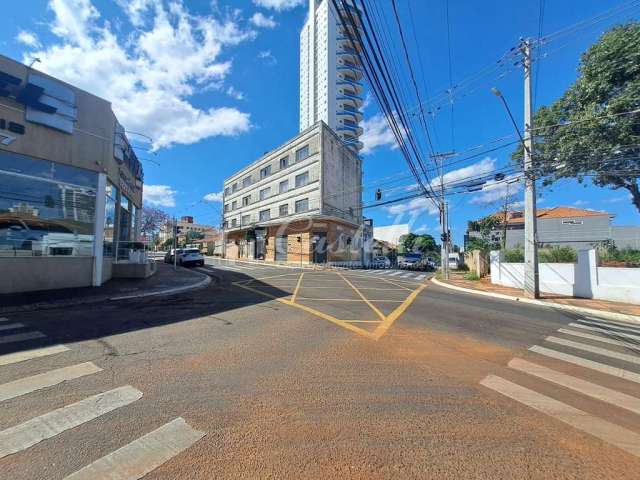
(0, 118), (25, 145)
(0, 70), (77, 134)
(119, 170), (140, 199)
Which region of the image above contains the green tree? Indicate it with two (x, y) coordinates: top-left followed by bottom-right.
(413, 234), (438, 254)
(398, 233), (417, 253)
(513, 23), (640, 212)
(467, 216), (502, 252)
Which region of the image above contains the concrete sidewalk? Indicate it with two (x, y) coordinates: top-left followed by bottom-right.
(433, 275), (640, 324)
(0, 263), (211, 314)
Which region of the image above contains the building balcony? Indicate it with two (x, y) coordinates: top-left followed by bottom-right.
(336, 107), (363, 122)
(336, 80), (363, 95)
(337, 123), (364, 136)
(337, 93), (363, 108)
(341, 136), (364, 151)
(336, 64), (363, 80)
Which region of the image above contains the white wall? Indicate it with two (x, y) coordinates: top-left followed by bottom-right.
(490, 250), (640, 304)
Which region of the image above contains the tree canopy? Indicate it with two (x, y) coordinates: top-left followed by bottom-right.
(398, 233), (439, 256)
(513, 23), (640, 212)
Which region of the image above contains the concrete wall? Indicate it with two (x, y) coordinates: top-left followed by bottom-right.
(490, 250), (640, 304)
(0, 257), (94, 294)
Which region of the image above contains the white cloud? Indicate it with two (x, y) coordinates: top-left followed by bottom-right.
(144, 185), (176, 207)
(383, 196), (440, 217)
(430, 157), (496, 189)
(415, 224), (428, 233)
(361, 113), (397, 155)
(252, 0), (304, 11)
(26, 0), (253, 149)
(573, 199), (589, 207)
(203, 191), (223, 202)
(257, 49), (277, 65)
(470, 175), (522, 205)
(226, 86), (245, 100)
(16, 30), (41, 48)
(250, 12), (277, 28)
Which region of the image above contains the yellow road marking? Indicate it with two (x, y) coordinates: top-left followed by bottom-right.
(371, 282), (429, 340)
(232, 270), (428, 340)
(337, 272), (386, 321)
(340, 271), (425, 286)
(243, 272), (300, 284)
(296, 297), (403, 303)
(291, 272), (305, 302)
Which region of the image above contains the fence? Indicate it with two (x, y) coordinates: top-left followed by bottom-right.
(490, 249), (640, 304)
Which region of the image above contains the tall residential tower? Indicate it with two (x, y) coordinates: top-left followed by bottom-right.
(300, 0), (364, 152)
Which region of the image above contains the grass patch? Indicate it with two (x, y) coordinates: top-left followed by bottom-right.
(463, 272), (480, 281)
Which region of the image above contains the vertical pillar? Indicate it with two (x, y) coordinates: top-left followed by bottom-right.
(92, 173), (107, 287)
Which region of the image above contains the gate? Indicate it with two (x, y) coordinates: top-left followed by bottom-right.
(275, 236), (288, 261)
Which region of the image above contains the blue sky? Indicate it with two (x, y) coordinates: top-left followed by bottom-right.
(2, 0), (638, 245)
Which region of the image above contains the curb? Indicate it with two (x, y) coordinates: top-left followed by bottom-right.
(0, 269), (212, 314)
(431, 277), (640, 326)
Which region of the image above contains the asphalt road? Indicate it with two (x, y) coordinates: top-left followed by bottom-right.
(1, 257), (639, 479)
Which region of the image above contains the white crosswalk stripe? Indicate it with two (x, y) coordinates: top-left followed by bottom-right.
(64, 418), (205, 480)
(570, 322), (640, 342)
(400, 273), (415, 278)
(581, 317), (640, 335)
(0, 386), (143, 459)
(0, 317), (9, 323)
(388, 271), (403, 277)
(0, 331), (46, 345)
(529, 345), (640, 383)
(0, 362), (102, 403)
(482, 318), (640, 457)
(416, 274), (427, 280)
(0, 322), (25, 331)
(508, 357), (640, 415)
(558, 327), (640, 350)
(0, 345), (70, 367)
(480, 374), (640, 458)
(545, 336), (640, 365)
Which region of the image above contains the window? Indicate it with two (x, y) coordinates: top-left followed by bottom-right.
(260, 165), (271, 179)
(231, 218), (237, 227)
(242, 195), (250, 206)
(279, 156), (289, 169)
(562, 219), (584, 225)
(103, 182), (117, 256)
(242, 176), (252, 188)
(295, 198), (309, 213)
(231, 200), (237, 210)
(279, 204), (289, 217)
(259, 209), (270, 222)
(224, 186), (230, 195)
(0, 151), (99, 257)
(223, 221), (228, 229)
(241, 214), (251, 226)
(232, 183), (238, 192)
(279, 179), (289, 194)
(295, 145), (309, 162)
(224, 203), (230, 212)
(259, 187), (271, 200)
(295, 171), (309, 188)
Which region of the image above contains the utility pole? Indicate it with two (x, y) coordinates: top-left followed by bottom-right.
(173, 216), (178, 271)
(522, 39), (539, 298)
(433, 151), (455, 280)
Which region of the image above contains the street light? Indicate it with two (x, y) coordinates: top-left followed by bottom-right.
(490, 88), (528, 153)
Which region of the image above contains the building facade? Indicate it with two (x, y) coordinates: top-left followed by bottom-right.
(222, 121), (363, 264)
(465, 206), (640, 250)
(0, 54), (144, 294)
(300, 0), (364, 153)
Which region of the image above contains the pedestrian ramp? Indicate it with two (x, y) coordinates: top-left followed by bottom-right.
(0, 316), (205, 477)
(480, 316), (640, 458)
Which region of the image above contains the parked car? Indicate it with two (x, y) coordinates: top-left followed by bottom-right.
(177, 248), (205, 267)
(371, 255), (391, 268)
(398, 252), (423, 270)
(164, 248), (183, 263)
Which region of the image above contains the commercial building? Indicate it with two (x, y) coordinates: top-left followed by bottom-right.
(0, 54), (145, 294)
(158, 216), (217, 244)
(222, 121), (363, 264)
(300, 0), (364, 153)
(373, 224), (410, 246)
(465, 206), (640, 250)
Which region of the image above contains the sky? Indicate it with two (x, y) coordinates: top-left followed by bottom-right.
(1, 0), (638, 246)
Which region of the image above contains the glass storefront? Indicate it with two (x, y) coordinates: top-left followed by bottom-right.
(0, 151), (97, 257)
(104, 182), (117, 257)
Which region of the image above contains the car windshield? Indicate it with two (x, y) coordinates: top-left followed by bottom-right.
(184, 249), (200, 254)
(403, 253), (421, 260)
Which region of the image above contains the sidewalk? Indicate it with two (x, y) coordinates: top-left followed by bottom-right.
(0, 263), (211, 314)
(433, 274), (640, 323)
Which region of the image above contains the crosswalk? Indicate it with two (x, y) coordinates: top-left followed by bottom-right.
(0, 316), (204, 478)
(366, 269), (428, 281)
(481, 316), (640, 457)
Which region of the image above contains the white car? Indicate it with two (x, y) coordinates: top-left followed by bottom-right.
(372, 255), (391, 268)
(178, 248), (205, 267)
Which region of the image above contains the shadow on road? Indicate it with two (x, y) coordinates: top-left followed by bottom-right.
(0, 268), (294, 357)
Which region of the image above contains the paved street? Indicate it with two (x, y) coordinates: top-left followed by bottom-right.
(1, 259), (639, 478)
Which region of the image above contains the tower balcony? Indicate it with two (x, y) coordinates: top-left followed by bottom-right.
(337, 122), (364, 137)
(340, 134), (364, 152)
(336, 64), (363, 81)
(337, 106), (363, 122)
(337, 80), (363, 96)
(337, 92), (363, 109)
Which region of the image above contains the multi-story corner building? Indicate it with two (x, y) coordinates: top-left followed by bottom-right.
(0, 54), (145, 294)
(222, 122), (363, 264)
(300, 0), (364, 153)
